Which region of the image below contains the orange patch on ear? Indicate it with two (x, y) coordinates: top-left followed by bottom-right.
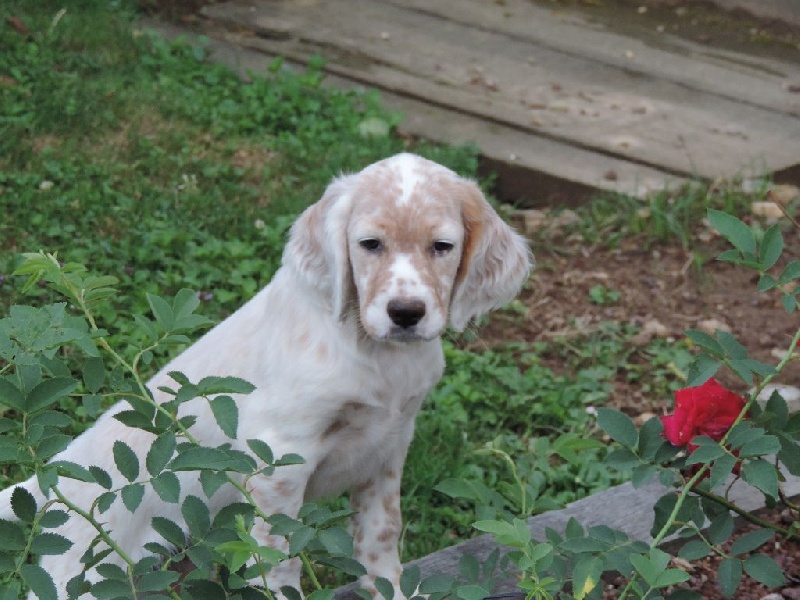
(455, 184), (485, 288)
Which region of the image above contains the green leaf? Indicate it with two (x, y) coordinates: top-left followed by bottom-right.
(572, 556), (602, 600)
(151, 516), (186, 547)
(418, 573), (454, 595)
(716, 331), (747, 360)
(731, 528), (773, 556)
(743, 554), (784, 588)
(20, 564), (57, 600)
(168, 446), (241, 472)
(654, 569), (691, 588)
(121, 483), (145, 513)
(739, 435), (781, 458)
(135, 570), (180, 593)
(679, 539), (711, 561)
(596, 408), (638, 449)
(247, 439), (274, 465)
(147, 293), (174, 330)
(741, 459), (779, 499)
(196, 376), (256, 396)
(685, 330), (724, 357)
(374, 577), (395, 600)
(39, 510), (69, 529)
(11, 487), (36, 522)
(686, 355), (721, 387)
(182, 495), (210, 538)
(684, 438), (726, 466)
(717, 557), (742, 599)
(82, 357), (105, 394)
(113, 440), (139, 482)
(146, 432), (176, 477)
(0, 520), (27, 551)
(759, 224), (783, 270)
(455, 585), (491, 600)
(781, 292), (797, 313)
(210, 395), (238, 438)
(30, 532), (73, 556)
(318, 527), (353, 556)
(0, 378), (25, 410)
(25, 377), (78, 413)
(708, 209), (756, 255)
(708, 512), (734, 545)
(757, 273), (777, 292)
(152, 471), (181, 504)
(88, 466), (112, 490)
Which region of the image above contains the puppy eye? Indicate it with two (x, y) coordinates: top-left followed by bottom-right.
(359, 238), (383, 252)
(432, 240), (455, 255)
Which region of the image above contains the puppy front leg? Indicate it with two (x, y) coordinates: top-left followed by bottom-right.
(350, 463), (405, 600)
(246, 463), (316, 597)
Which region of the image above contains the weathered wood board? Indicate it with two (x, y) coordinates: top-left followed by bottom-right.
(198, 0), (800, 204)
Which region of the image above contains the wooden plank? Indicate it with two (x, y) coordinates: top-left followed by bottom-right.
(201, 0), (800, 183)
(389, 0), (800, 117)
(144, 19), (686, 203)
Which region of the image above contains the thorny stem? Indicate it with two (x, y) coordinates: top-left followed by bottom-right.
(50, 486), (186, 600)
(691, 487), (793, 538)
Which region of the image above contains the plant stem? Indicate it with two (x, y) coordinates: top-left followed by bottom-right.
(691, 487), (791, 537)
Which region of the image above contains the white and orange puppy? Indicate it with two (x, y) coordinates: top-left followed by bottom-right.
(0, 153), (532, 598)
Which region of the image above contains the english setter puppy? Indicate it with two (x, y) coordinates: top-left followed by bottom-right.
(0, 153), (531, 598)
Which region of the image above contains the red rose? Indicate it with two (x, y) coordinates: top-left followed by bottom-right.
(661, 378), (746, 449)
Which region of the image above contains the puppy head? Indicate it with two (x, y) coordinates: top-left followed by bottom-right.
(283, 153), (532, 341)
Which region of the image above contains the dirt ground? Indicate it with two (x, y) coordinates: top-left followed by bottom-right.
(481, 224), (800, 413)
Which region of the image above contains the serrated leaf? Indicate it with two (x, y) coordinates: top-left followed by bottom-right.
(685, 330), (724, 356)
(708, 512), (735, 545)
(686, 355), (721, 387)
(759, 224), (783, 271)
(134, 570), (180, 593)
(572, 556), (602, 600)
(30, 532), (73, 556)
(718, 557), (742, 598)
(20, 564), (57, 600)
(716, 331), (748, 360)
(168, 446), (241, 472)
(373, 577), (395, 600)
(596, 408), (638, 449)
(779, 259), (800, 283)
(0, 379), (25, 410)
(679, 539), (711, 560)
(210, 395), (238, 438)
(182, 495), (210, 538)
(0, 520), (27, 551)
(756, 273), (777, 292)
(121, 483), (145, 513)
(147, 293), (174, 330)
(11, 487), (36, 522)
(781, 293), (797, 313)
(25, 377), (78, 413)
(743, 554), (784, 588)
(146, 432), (176, 477)
(152, 471), (181, 504)
(82, 357), (105, 394)
(731, 528), (773, 556)
(39, 510), (69, 529)
(708, 209), (756, 255)
(400, 566), (421, 599)
(418, 573), (454, 595)
(318, 527), (353, 556)
(151, 516), (186, 547)
(741, 459), (779, 499)
(739, 435), (781, 458)
(247, 439), (274, 465)
(113, 440), (139, 482)
(196, 376), (256, 396)
(88, 466), (113, 490)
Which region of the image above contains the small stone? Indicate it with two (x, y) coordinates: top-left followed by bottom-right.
(758, 593), (782, 600)
(767, 184), (799, 205)
(783, 587), (800, 600)
(751, 201), (784, 222)
(697, 318), (731, 334)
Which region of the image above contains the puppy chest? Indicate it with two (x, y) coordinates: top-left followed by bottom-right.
(305, 397), (421, 499)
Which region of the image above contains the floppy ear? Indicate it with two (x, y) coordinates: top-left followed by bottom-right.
(449, 181), (533, 331)
(282, 176), (356, 320)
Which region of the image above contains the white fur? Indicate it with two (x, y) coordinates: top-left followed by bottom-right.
(0, 153), (532, 599)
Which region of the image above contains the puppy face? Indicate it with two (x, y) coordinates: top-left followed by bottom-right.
(347, 155), (465, 342)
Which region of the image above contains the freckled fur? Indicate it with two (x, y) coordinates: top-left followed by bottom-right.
(0, 153), (531, 600)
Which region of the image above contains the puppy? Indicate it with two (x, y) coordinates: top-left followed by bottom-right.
(0, 153), (531, 598)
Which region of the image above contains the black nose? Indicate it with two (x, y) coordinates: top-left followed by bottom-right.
(387, 298), (426, 329)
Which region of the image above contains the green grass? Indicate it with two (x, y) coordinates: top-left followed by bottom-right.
(1, 0), (705, 568)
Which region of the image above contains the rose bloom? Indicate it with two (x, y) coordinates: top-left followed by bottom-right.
(661, 378), (747, 449)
